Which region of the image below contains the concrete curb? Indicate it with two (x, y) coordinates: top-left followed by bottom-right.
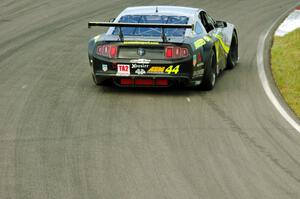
(257, 3), (300, 133)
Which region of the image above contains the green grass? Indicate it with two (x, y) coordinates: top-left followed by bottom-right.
(271, 28), (300, 118)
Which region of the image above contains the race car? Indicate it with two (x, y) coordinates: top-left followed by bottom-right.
(88, 6), (238, 90)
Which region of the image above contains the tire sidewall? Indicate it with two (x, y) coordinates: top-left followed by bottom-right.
(201, 50), (216, 90)
(227, 32), (238, 69)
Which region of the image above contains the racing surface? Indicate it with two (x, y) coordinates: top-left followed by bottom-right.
(0, 0), (300, 198)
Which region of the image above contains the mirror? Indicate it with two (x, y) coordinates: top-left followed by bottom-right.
(215, 21), (227, 28)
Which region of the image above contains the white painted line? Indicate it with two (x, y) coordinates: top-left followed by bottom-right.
(257, 6), (300, 133)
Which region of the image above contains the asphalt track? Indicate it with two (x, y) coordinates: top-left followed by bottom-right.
(0, 0), (300, 198)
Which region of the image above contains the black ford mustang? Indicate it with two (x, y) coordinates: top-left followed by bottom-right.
(88, 6), (238, 90)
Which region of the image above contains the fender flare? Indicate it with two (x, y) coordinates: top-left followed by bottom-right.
(223, 23), (237, 50)
(88, 35), (101, 58)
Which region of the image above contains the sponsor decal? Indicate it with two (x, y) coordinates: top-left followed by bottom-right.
(102, 64), (108, 72)
(123, 41), (159, 45)
(194, 39), (206, 49)
(135, 69), (146, 75)
(196, 63), (204, 67)
(193, 55), (197, 66)
(117, 64), (130, 76)
(165, 65), (180, 75)
(147, 65), (181, 75)
(130, 59), (151, 64)
(193, 69), (205, 77)
(148, 66), (165, 74)
(131, 63), (149, 69)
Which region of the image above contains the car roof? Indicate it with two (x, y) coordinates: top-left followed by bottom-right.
(120, 6), (203, 18)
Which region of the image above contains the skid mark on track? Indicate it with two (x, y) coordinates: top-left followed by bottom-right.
(0, 0), (18, 8)
(5, 2), (48, 19)
(0, 19), (11, 23)
(0, 0), (139, 67)
(0, 0), (42, 16)
(266, 118), (300, 167)
(0, 9), (106, 66)
(203, 96), (300, 184)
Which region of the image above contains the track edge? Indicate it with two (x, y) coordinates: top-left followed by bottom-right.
(257, 3), (300, 133)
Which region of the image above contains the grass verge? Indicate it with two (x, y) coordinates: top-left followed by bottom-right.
(271, 28), (300, 118)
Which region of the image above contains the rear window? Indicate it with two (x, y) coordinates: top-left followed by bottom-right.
(113, 15), (189, 37)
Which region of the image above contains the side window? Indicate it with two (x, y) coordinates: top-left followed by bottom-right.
(199, 12), (214, 33)
(195, 22), (203, 35)
(206, 14), (216, 27)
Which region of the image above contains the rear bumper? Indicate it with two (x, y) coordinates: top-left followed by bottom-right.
(94, 72), (191, 87)
(89, 51), (207, 87)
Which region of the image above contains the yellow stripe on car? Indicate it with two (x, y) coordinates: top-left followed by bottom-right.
(194, 39), (206, 49)
(215, 41), (220, 62)
(204, 36), (212, 42)
(213, 34), (230, 54)
(148, 66), (165, 73)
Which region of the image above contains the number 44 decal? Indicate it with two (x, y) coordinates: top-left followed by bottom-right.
(165, 65), (180, 74)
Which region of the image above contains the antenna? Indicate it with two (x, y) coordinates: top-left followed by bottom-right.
(156, 6), (158, 13)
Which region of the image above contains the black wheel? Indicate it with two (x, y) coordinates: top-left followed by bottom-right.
(201, 50), (217, 91)
(226, 31), (238, 69)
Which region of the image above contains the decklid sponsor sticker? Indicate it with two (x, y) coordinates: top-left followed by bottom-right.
(131, 63), (149, 69)
(123, 41), (159, 45)
(117, 64), (130, 76)
(147, 65), (180, 74)
(130, 59), (151, 64)
(148, 66), (165, 74)
(135, 69), (146, 75)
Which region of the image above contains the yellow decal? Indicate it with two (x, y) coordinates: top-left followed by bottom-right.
(215, 41), (220, 63)
(213, 34), (230, 54)
(204, 36), (212, 42)
(123, 41), (159, 45)
(165, 65), (180, 74)
(148, 66), (165, 73)
(213, 34), (223, 41)
(194, 39), (206, 49)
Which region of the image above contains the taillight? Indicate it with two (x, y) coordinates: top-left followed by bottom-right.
(165, 46), (189, 59)
(197, 53), (202, 62)
(96, 44), (118, 58)
(165, 47), (173, 58)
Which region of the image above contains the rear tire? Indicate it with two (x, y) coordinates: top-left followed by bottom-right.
(201, 50), (217, 91)
(226, 31), (238, 69)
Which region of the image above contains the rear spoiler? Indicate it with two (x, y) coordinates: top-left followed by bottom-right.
(88, 22), (194, 29)
(88, 22), (194, 42)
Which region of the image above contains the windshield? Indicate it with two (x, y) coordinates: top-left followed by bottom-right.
(113, 15), (189, 37)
